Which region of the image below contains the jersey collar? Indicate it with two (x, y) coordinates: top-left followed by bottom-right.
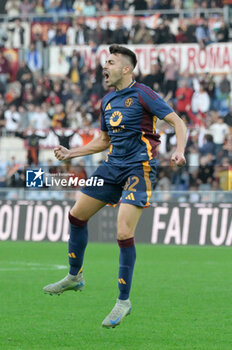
(115, 80), (136, 93)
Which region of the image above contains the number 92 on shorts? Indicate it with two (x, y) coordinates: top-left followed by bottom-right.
(81, 159), (158, 208)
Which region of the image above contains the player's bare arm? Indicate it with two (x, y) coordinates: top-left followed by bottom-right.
(163, 112), (187, 167)
(54, 131), (111, 161)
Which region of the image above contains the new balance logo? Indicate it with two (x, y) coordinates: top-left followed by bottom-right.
(105, 103), (111, 111)
(125, 193), (135, 201)
(118, 278), (126, 285)
(69, 252), (76, 258)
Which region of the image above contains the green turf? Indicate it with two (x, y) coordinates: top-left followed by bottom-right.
(0, 242), (231, 350)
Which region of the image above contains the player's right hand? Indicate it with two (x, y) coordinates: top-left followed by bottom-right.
(54, 145), (71, 161)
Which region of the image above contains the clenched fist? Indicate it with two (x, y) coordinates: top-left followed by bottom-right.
(171, 151), (186, 167)
(54, 145), (71, 161)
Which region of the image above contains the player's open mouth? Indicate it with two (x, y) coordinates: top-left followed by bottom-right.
(103, 71), (110, 82)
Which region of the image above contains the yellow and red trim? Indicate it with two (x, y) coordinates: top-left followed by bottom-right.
(142, 161), (152, 207)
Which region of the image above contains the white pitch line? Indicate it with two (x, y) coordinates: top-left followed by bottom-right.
(0, 263), (67, 272)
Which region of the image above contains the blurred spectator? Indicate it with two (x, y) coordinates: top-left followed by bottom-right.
(195, 18), (211, 47)
(51, 104), (67, 127)
(82, 0), (96, 16)
(44, 0), (62, 13)
(132, 22), (153, 44)
(54, 27), (66, 45)
(6, 156), (25, 187)
(46, 90), (61, 105)
(153, 20), (176, 44)
(130, 0), (148, 11)
(199, 134), (215, 156)
(66, 19), (77, 45)
(222, 134), (232, 161)
(47, 24), (57, 45)
(7, 19), (25, 48)
(70, 84), (83, 104)
(4, 104), (21, 134)
(0, 51), (11, 90)
(209, 116), (230, 154)
(0, 23), (8, 48)
(60, 81), (72, 105)
(20, 0), (34, 15)
(158, 0), (173, 10)
(35, 0), (45, 14)
(75, 22), (90, 45)
(72, 0), (85, 14)
(140, 63), (163, 90)
(215, 75), (231, 116)
(224, 106), (232, 127)
(90, 22), (105, 46)
(185, 19), (197, 43)
(197, 156), (214, 189)
(51, 127), (76, 148)
(26, 43), (43, 79)
(18, 105), (29, 130)
(30, 105), (50, 130)
(5, 0), (20, 17)
(217, 157), (232, 191)
(191, 84), (210, 113)
(163, 61), (179, 98)
(156, 168), (171, 191)
(103, 23), (113, 44)
(70, 106), (92, 128)
(215, 21), (229, 42)
(5, 82), (21, 106)
(21, 83), (34, 105)
(33, 84), (47, 104)
(111, 0), (125, 11)
(16, 61), (33, 87)
(111, 19), (129, 44)
(176, 80), (194, 114)
(175, 26), (188, 43)
(67, 58), (81, 84)
(15, 126), (48, 165)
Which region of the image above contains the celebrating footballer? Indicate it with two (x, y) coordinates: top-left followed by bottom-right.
(43, 45), (187, 328)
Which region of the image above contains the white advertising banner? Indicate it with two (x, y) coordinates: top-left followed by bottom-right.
(49, 43), (232, 76)
(1, 201), (232, 246)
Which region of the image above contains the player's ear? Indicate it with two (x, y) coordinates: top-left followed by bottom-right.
(123, 65), (131, 75)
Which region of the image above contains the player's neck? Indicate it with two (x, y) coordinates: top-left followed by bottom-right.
(115, 77), (134, 91)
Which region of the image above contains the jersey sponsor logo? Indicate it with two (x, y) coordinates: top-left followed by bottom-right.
(105, 103), (111, 111)
(112, 126), (125, 133)
(118, 278), (127, 284)
(125, 193), (135, 201)
(110, 111), (123, 127)
(124, 97), (133, 107)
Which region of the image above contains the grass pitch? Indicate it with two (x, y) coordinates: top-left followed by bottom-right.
(0, 241), (231, 350)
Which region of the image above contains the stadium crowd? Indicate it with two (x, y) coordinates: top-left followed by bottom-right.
(2, 0), (226, 16)
(0, 0), (230, 49)
(0, 2), (231, 197)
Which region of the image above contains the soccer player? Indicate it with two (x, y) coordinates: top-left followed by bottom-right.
(43, 45), (186, 328)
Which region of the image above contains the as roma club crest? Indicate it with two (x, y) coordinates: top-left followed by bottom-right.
(124, 98), (133, 107)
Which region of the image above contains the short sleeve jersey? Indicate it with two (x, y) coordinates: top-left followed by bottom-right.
(101, 81), (173, 164)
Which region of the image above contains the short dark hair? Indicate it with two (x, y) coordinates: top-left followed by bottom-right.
(205, 134), (213, 142)
(109, 44), (137, 69)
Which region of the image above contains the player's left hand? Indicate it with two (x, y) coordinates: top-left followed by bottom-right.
(171, 151), (186, 167)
